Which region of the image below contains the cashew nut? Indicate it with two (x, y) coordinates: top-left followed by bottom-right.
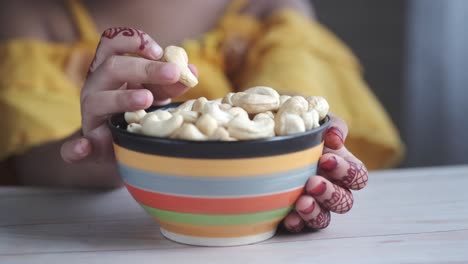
(227, 107), (249, 119)
(140, 109), (172, 124)
(305, 96), (329, 120)
(301, 109), (320, 130)
(170, 99), (196, 113)
(173, 123), (207, 141)
(231, 92), (280, 114)
(208, 127), (236, 141)
(163, 46), (198, 88)
(254, 112), (274, 121)
(124, 110), (146, 124)
(275, 96), (308, 136)
(275, 113), (306, 136)
(202, 102), (233, 126)
(222, 92), (235, 105)
(141, 114), (184, 137)
(277, 96), (308, 116)
(279, 95), (291, 107)
(227, 115), (275, 140)
(196, 113), (218, 136)
(192, 97), (209, 113)
(219, 103), (233, 111)
(174, 110), (199, 123)
(244, 86), (280, 99)
(127, 123), (142, 134)
(211, 98), (223, 104)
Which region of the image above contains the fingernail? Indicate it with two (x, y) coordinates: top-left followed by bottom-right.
(288, 222), (304, 233)
(285, 217), (304, 233)
(150, 45), (163, 59)
(161, 63), (178, 80)
(132, 90), (148, 106)
(325, 127), (344, 149)
(320, 156), (338, 171)
(74, 139), (86, 156)
(309, 181), (327, 196)
(299, 200), (316, 215)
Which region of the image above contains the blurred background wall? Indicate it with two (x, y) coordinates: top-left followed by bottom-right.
(313, 0), (468, 168)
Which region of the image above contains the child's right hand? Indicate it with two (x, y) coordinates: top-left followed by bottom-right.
(60, 27), (197, 165)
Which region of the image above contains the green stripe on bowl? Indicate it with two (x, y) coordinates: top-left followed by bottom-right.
(141, 204), (293, 226)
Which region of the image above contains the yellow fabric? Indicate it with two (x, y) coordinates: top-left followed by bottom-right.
(0, 0), (404, 170)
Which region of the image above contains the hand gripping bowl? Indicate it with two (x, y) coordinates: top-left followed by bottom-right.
(108, 103), (331, 246)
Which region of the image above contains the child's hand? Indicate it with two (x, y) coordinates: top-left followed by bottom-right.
(60, 27), (197, 164)
(283, 114), (369, 231)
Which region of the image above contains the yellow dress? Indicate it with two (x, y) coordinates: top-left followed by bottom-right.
(0, 0), (404, 171)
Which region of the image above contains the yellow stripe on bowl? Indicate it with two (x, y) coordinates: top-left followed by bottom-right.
(114, 143), (323, 177)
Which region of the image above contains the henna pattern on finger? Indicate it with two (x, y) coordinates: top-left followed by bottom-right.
(307, 207), (330, 229)
(323, 185), (353, 214)
(341, 160), (368, 190)
(102, 27), (149, 50)
(88, 28), (150, 75)
(325, 127), (344, 149)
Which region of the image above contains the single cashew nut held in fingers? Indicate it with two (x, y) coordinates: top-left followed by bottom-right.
(163, 46), (198, 88)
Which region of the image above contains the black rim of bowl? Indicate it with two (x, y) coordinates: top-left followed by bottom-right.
(108, 103), (331, 159)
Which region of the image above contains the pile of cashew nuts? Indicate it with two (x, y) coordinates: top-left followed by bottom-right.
(124, 86), (329, 141)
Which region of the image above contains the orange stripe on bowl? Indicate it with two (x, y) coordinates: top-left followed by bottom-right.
(158, 219), (281, 238)
(126, 183), (304, 214)
(114, 143), (323, 177)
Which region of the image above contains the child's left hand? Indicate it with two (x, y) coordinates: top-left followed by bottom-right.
(283, 114), (369, 231)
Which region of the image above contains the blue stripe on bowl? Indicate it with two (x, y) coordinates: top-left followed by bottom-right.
(117, 162), (317, 197)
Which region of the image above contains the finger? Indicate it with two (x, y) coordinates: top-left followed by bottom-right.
(306, 176), (354, 214)
(295, 195), (331, 229)
(283, 211), (305, 233)
(144, 64), (199, 101)
(89, 27), (162, 73)
(318, 152), (369, 190)
(324, 113), (348, 150)
(81, 89), (153, 133)
(85, 56), (180, 93)
(60, 137), (92, 163)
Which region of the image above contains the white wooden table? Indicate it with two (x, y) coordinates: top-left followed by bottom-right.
(1, 166), (467, 264)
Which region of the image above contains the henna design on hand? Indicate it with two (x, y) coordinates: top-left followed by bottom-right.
(102, 27), (149, 50)
(341, 160), (368, 190)
(87, 27), (149, 75)
(323, 184), (353, 214)
(307, 207), (330, 229)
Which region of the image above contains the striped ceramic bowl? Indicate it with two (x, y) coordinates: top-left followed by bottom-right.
(108, 104), (330, 246)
